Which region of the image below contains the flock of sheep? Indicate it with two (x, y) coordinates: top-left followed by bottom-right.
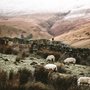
(44, 55), (90, 86)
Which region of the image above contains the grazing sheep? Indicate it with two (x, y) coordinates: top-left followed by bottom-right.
(44, 64), (57, 71)
(77, 77), (90, 86)
(64, 57), (76, 64)
(46, 55), (55, 63)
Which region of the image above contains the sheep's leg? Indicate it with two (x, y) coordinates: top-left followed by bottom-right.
(52, 59), (54, 63)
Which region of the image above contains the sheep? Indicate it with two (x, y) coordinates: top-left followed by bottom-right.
(64, 57), (76, 65)
(44, 64), (57, 71)
(77, 77), (90, 86)
(46, 55), (55, 63)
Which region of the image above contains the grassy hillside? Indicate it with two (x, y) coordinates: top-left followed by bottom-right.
(49, 17), (90, 36)
(0, 25), (27, 38)
(0, 24), (52, 39)
(54, 23), (90, 48)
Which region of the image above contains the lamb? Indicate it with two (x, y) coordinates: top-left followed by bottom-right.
(64, 57), (76, 64)
(44, 64), (57, 71)
(46, 55), (55, 63)
(77, 77), (90, 86)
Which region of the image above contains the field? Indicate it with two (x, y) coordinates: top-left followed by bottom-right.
(0, 38), (90, 90)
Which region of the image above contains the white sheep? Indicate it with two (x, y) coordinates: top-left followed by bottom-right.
(77, 77), (90, 86)
(64, 57), (76, 64)
(46, 55), (55, 63)
(44, 64), (57, 71)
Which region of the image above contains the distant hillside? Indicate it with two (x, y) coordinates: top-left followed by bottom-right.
(0, 12), (69, 39)
(0, 25), (52, 39)
(0, 13), (64, 39)
(49, 17), (90, 36)
(0, 25), (26, 38)
(54, 23), (90, 48)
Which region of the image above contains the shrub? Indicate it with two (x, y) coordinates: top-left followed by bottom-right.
(54, 62), (66, 73)
(34, 65), (49, 83)
(9, 70), (14, 80)
(25, 82), (49, 90)
(15, 56), (21, 63)
(0, 69), (19, 90)
(22, 51), (29, 58)
(18, 68), (33, 85)
(48, 72), (77, 90)
(0, 70), (7, 90)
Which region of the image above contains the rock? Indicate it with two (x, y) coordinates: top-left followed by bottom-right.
(30, 61), (38, 65)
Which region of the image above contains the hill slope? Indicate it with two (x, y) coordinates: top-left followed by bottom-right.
(49, 17), (90, 36)
(0, 25), (27, 38)
(0, 13), (55, 39)
(0, 25), (52, 39)
(54, 23), (90, 48)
